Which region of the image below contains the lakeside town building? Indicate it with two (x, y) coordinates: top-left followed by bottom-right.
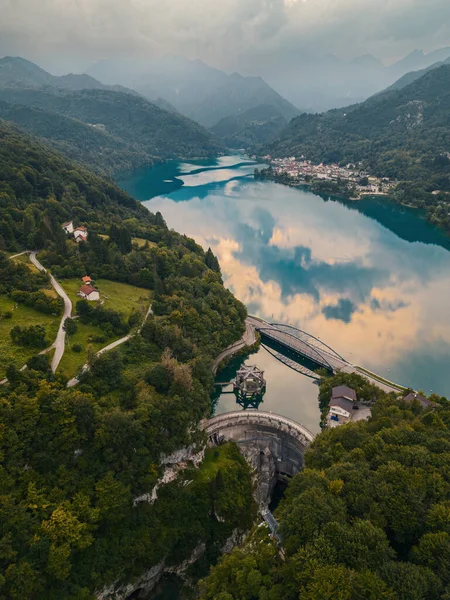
(260, 156), (396, 196)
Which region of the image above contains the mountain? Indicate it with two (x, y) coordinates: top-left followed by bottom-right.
(386, 56), (450, 92)
(0, 58), (222, 174)
(249, 47), (450, 113)
(87, 56), (299, 128)
(0, 56), (137, 95)
(211, 104), (292, 148)
(262, 65), (450, 229)
(0, 100), (150, 174)
(390, 47), (450, 77)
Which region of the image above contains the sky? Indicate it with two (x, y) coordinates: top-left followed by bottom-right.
(1, 0), (450, 75)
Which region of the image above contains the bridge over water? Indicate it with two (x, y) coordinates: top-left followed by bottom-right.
(246, 316), (405, 394)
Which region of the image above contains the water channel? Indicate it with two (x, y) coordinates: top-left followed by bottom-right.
(118, 155), (450, 434)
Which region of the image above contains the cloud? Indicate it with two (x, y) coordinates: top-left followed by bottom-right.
(1, 0), (450, 73)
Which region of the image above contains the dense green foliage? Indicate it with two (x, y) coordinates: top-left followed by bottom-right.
(0, 121), (250, 598)
(0, 58), (222, 174)
(10, 323), (48, 347)
(262, 65), (450, 232)
(199, 377), (450, 600)
(211, 105), (290, 148)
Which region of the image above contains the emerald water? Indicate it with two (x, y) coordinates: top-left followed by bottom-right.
(118, 155), (450, 432)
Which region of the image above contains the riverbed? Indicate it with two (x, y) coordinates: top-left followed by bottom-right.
(117, 155), (450, 432)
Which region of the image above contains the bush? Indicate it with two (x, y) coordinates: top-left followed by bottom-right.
(27, 354), (50, 372)
(10, 324), (48, 348)
(72, 344), (83, 353)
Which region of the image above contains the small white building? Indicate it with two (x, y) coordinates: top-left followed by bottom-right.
(74, 227), (88, 242)
(327, 397), (354, 428)
(78, 285), (100, 301)
(62, 221), (74, 234)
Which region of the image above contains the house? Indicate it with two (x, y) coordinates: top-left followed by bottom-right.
(328, 397), (354, 428)
(62, 221), (74, 234)
(403, 392), (438, 409)
(78, 285), (100, 301)
(331, 385), (357, 402)
(74, 227), (88, 242)
(82, 276), (93, 284)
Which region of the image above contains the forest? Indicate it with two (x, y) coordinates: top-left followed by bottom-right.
(0, 119), (253, 599)
(199, 374), (450, 600)
(0, 84), (222, 175)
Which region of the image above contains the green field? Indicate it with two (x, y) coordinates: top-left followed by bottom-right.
(61, 278), (151, 317)
(57, 278), (151, 378)
(58, 322), (123, 379)
(0, 295), (60, 377)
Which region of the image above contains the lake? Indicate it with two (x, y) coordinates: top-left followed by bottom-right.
(118, 155), (450, 433)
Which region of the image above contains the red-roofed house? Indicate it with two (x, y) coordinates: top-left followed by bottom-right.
(78, 285), (99, 301)
(82, 276), (93, 284)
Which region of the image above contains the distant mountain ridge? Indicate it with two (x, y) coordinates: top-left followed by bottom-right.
(0, 56), (137, 95)
(250, 46), (450, 113)
(87, 56), (299, 128)
(0, 57), (222, 174)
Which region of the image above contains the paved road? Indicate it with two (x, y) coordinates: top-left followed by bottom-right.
(30, 251), (73, 373)
(212, 319), (257, 374)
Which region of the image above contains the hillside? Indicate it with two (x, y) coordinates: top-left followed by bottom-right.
(0, 100), (150, 174)
(88, 55), (299, 128)
(0, 58), (222, 174)
(262, 65), (450, 231)
(211, 103), (291, 148)
(0, 119), (251, 599)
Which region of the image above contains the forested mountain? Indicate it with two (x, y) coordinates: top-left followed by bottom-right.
(87, 55), (299, 128)
(199, 374), (450, 600)
(0, 119), (253, 598)
(262, 65), (450, 231)
(0, 58), (222, 174)
(210, 104), (292, 148)
(0, 100), (150, 174)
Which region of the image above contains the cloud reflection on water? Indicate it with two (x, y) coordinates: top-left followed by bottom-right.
(142, 162), (450, 396)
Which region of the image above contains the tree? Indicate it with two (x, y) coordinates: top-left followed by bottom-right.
(63, 317), (78, 339)
(205, 248), (221, 273)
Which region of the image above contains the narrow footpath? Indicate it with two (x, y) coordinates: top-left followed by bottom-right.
(67, 303), (153, 388)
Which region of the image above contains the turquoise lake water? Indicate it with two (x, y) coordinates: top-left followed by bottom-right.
(118, 155), (450, 433)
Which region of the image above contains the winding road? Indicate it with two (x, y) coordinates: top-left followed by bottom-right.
(29, 251), (73, 373)
(0, 251), (72, 384)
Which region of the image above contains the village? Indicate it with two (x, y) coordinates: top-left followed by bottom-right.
(257, 155), (397, 197)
